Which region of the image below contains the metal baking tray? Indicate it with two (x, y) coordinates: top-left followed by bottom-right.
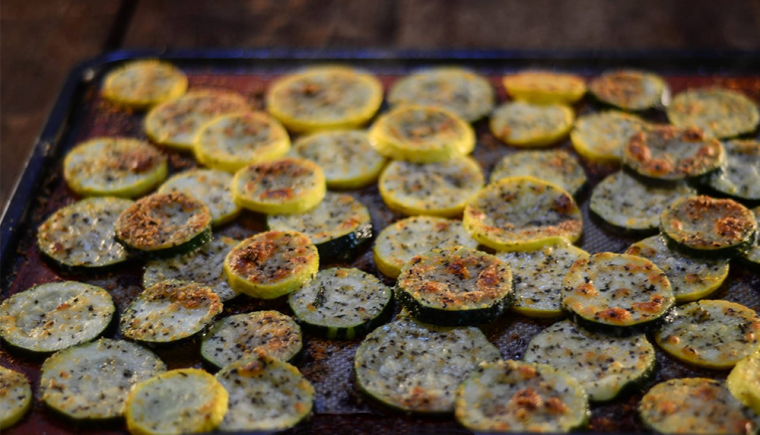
(2, 49), (760, 435)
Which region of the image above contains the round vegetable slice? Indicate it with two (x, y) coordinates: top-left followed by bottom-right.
(102, 60), (187, 109)
(40, 338), (166, 421)
(654, 300), (760, 369)
(496, 241), (589, 318)
(368, 105), (475, 163)
(215, 351), (314, 432)
(668, 88), (760, 139)
(0, 366), (31, 430)
(727, 352), (760, 415)
(63, 137), (167, 198)
(503, 70), (587, 104)
(125, 368), (228, 435)
(490, 150), (587, 196)
(0, 281), (114, 354)
(200, 311), (302, 369)
(232, 157), (326, 215)
(489, 101), (574, 147)
(707, 140), (760, 204)
(463, 176), (583, 251)
(120, 280), (222, 344)
(524, 320), (655, 402)
(740, 206), (760, 269)
(379, 157), (484, 218)
(157, 169), (240, 226)
(589, 70), (668, 111)
(562, 252), (675, 335)
(354, 314), (500, 414)
(455, 360), (589, 433)
(570, 111), (647, 165)
(223, 231), (319, 299)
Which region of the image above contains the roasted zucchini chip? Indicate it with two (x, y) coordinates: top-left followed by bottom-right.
(120, 280), (222, 344)
(503, 70), (587, 104)
(368, 105), (475, 163)
(668, 88), (760, 139)
(232, 157), (326, 215)
(215, 351), (314, 432)
(524, 320), (655, 402)
(740, 206), (760, 269)
(562, 252), (675, 335)
(194, 111), (290, 173)
(654, 300), (760, 369)
(200, 311), (302, 369)
(379, 157), (484, 218)
(125, 368), (228, 435)
(707, 140), (760, 204)
(0, 281), (114, 354)
(727, 352), (760, 415)
(40, 338), (166, 421)
(490, 150), (587, 196)
(570, 111), (647, 165)
(63, 137), (167, 198)
(102, 60), (187, 109)
(388, 67), (495, 122)
(224, 231), (319, 299)
(455, 360), (589, 433)
(288, 268), (392, 339)
(291, 129), (387, 189)
(144, 89), (249, 150)
(266, 66), (383, 133)
(639, 378), (757, 435)
(115, 192), (213, 258)
(354, 314), (500, 414)
(489, 101), (574, 147)
(590, 171), (696, 234)
(0, 366), (31, 430)
(157, 169), (240, 226)
(589, 70), (668, 111)
(660, 195), (757, 257)
(496, 241), (589, 318)
(463, 176), (583, 251)
(267, 193), (371, 261)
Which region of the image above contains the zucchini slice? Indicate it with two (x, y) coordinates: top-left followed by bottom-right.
(570, 111), (647, 165)
(668, 88), (760, 139)
(143, 236), (240, 302)
(215, 351), (314, 432)
(625, 235), (729, 302)
(590, 171), (696, 234)
(291, 129), (387, 189)
(37, 197), (132, 270)
(266, 66), (383, 133)
(588, 69), (668, 111)
(373, 216), (477, 279)
(0, 281), (115, 354)
(200, 310), (302, 369)
(639, 378), (756, 435)
(524, 320), (655, 402)
(157, 169), (240, 226)
(120, 280), (222, 344)
(489, 101), (574, 147)
(396, 246), (513, 326)
(707, 140), (760, 204)
(267, 193), (372, 261)
(0, 366), (31, 430)
(562, 252), (676, 335)
(144, 89), (249, 151)
(387, 67), (495, 122)
(288, 268), (391, 339)
(40, 338), (166, 421)
(463, 176), (583, 251)
(496, 241), (589, 318)
(654, 300), (760, 369)
(490, 150), (587, 196)
(623, 125), (725, 182)
(354, 314), (500, 414)
(455, 360), (588, 433)
(102, 60), (187, 109)
(223, 231), (319, 299)
(740, 206), (760, 269)
(660, 195), (757, 257)
(378, 157), (484, 218)
(115, 192), (213, 258)
(503, 70), (587, 104)
(125, 368), (228, 435)
(232, 157), (326, 215)
(194, 111), (291, 173)
(368, 105), (475, 163)
(63, 137), (167, 198)
(727, 352), (760, 415)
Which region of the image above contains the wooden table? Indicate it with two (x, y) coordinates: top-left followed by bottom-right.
(3, 0), (760, 207)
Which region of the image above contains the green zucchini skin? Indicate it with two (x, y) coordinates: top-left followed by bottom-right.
(116, 226), (212, 259)
(395, 285), (514, 327)
(738, 207), (760, 270)
(313, 222), (371, 262)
